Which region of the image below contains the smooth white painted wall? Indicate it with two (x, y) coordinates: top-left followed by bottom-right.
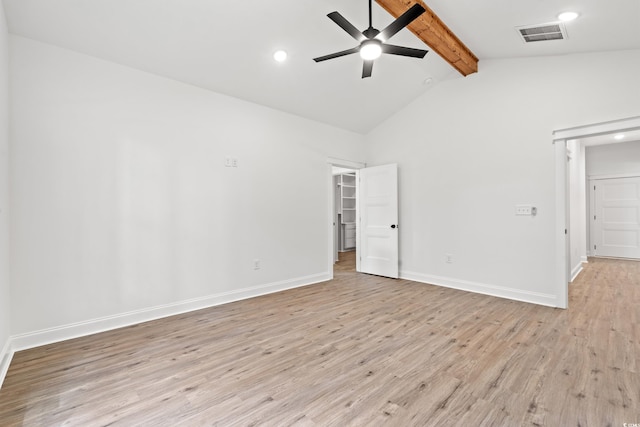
(0, 3), (11, 374)
(567, 140), (586, 280)
(578, 146), (587, 264)
(365, 50), (640, 306)
(586, 140), (640, 176)
(9, 36), (365, 336)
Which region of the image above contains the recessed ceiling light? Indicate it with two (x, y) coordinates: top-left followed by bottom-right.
(614, 134), (625, 140)
(273, 50), (287, 62)
(558, 12), (579, 22)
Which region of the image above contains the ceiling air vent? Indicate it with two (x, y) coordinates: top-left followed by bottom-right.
(516, 22), (568, 43)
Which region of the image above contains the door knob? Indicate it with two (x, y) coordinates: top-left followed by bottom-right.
(390, 224), (397, 229)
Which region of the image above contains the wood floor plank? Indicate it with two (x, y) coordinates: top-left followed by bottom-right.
(1, 254), (639, 425)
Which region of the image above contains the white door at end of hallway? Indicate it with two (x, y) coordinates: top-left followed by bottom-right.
(592, 176), (640, 259)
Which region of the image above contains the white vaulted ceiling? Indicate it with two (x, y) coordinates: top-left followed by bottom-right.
(3, 0), (640, 133)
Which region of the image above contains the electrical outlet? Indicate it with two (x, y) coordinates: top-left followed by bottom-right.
(225, 156), (233, 167)
(445, 254), (453, 263)
(253, 259), (260, 270)
(232, 158), (238, 168)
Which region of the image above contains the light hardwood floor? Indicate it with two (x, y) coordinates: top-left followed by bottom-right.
(1, 256), (638, 426)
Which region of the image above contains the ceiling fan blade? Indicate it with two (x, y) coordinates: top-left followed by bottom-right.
(362, 60), (374, 78)
(313, 47), (360, 62)
(377, 3), (425, 41)
(382, 44), (428, 58)
(327, 12), (366, 42)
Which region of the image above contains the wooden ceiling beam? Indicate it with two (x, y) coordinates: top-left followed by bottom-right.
(376, 0), (478, 76)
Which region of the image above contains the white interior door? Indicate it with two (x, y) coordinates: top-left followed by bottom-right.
(358, 164), (398, 278)
(592, 176), (640, 259)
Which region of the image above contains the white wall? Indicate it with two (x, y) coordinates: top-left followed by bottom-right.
(567, 140), (586, 280)
(586, 140), (640, 176)
(365, 50), (640, 307)
(0, 3), (11, 381)
(9, 36), (365, 345)
(578, 145), (587, 265)
(6, 31), (640, 355)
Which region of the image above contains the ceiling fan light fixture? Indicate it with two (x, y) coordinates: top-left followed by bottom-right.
(313, 1), (427, 78)
(360, 40), (382, 60)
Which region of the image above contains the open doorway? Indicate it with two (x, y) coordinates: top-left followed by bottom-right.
(327, 158), (365, 277)
(584, 137), (640, 259)
(565, 131), (640, 275)
(327, 160), (400, 280)
(553, 116), (640, 308)
(332, 166), (358, 273)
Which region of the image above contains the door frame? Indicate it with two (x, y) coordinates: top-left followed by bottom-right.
(327, 158), (365, 278)
(553, 115), (640, 309)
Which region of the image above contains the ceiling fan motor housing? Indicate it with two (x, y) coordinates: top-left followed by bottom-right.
(363, 27), (381, 39)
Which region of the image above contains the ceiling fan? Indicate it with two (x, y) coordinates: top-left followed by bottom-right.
(313, 0), (428, 78)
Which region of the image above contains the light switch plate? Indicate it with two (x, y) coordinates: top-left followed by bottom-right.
(515, 205), (533, 215)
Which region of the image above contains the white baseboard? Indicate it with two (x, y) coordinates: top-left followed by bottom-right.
(10, 272), (330, 353)
(0, 337), (14, 390)
(400, 270), (558, 308)
(581, 256), (589, 263)
(570, 263), (584, 282)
